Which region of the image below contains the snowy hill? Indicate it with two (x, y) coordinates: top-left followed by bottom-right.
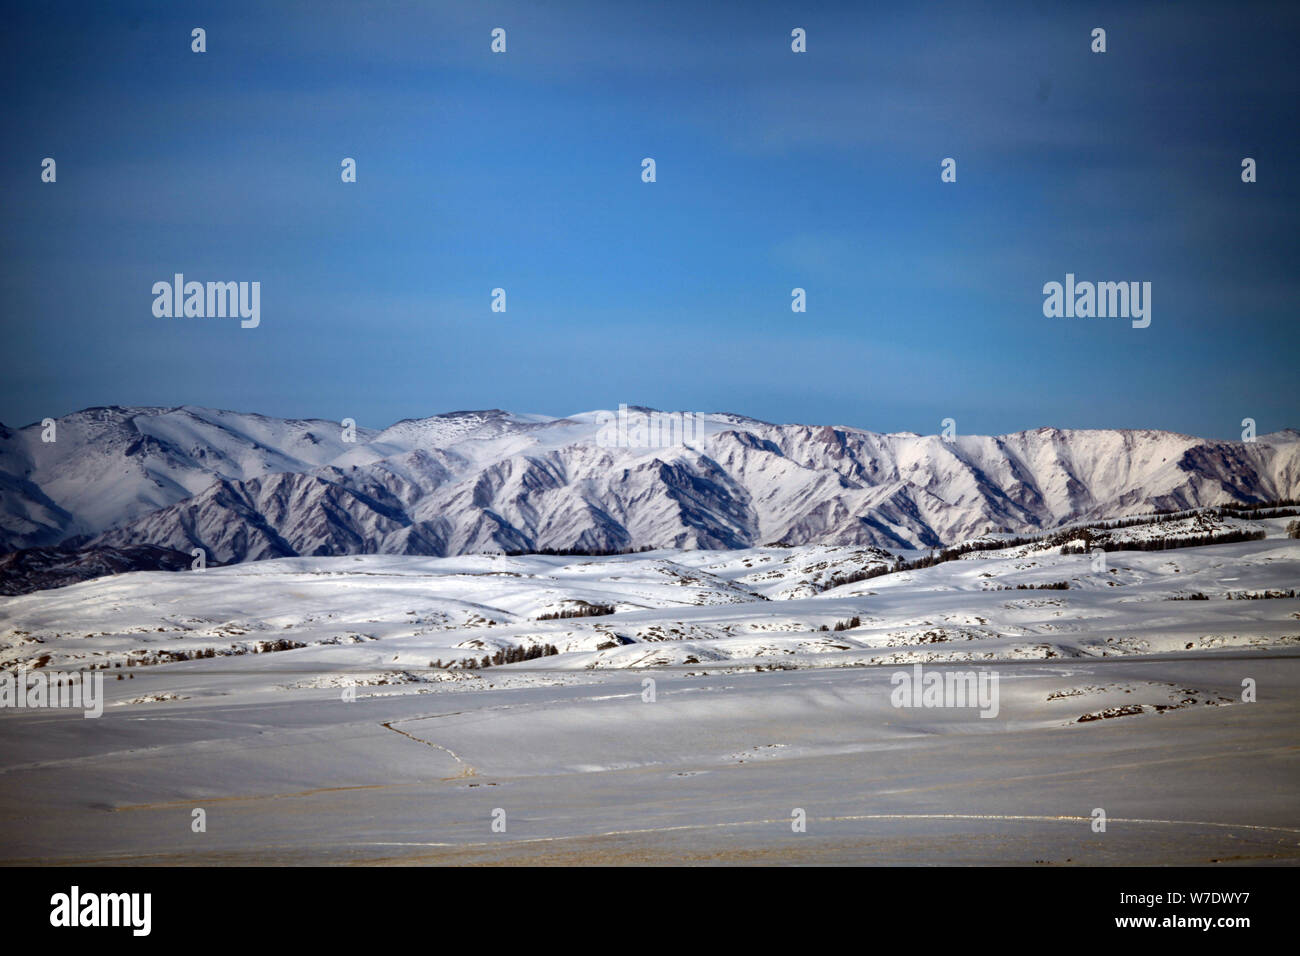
(3, 518), (1297, 675)
(2, 520), (1298, 866)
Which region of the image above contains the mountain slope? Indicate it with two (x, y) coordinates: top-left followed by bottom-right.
(1, 405), (1296, 564)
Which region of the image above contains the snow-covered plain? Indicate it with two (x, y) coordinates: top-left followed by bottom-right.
(1, 519), (1297, 864)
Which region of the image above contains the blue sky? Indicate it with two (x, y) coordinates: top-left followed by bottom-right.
(2, 0), (1297, 438)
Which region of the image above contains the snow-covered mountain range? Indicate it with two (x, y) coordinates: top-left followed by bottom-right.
(1, 405), (1297, 564)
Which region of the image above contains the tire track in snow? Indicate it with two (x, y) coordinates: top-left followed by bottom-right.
(381, 717), (477, 778)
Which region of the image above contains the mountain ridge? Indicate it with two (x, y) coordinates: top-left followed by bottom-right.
(1, 404), (1296, 563)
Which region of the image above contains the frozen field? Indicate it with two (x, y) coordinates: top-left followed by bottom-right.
(1, 519), (1298, 864)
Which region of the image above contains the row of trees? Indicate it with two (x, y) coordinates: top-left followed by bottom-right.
(430, 643), (561, 670)
(503, 545), (655, 557)
(814, 533), (1048, 593)
(536, 603), (615, 620)
(148, 640), (304, 665)
(1061, 528), (1265, 554)
(1169, 589), (1295, 601)
(813, 497), (1295, 594)
(1079, 497), (1299, 527)
(1226, 588), (1297, 600)
(816, 616), (862, 632)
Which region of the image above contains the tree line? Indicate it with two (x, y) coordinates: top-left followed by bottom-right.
(430, 643), (561, 669)
(536, 603), (615, 620)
